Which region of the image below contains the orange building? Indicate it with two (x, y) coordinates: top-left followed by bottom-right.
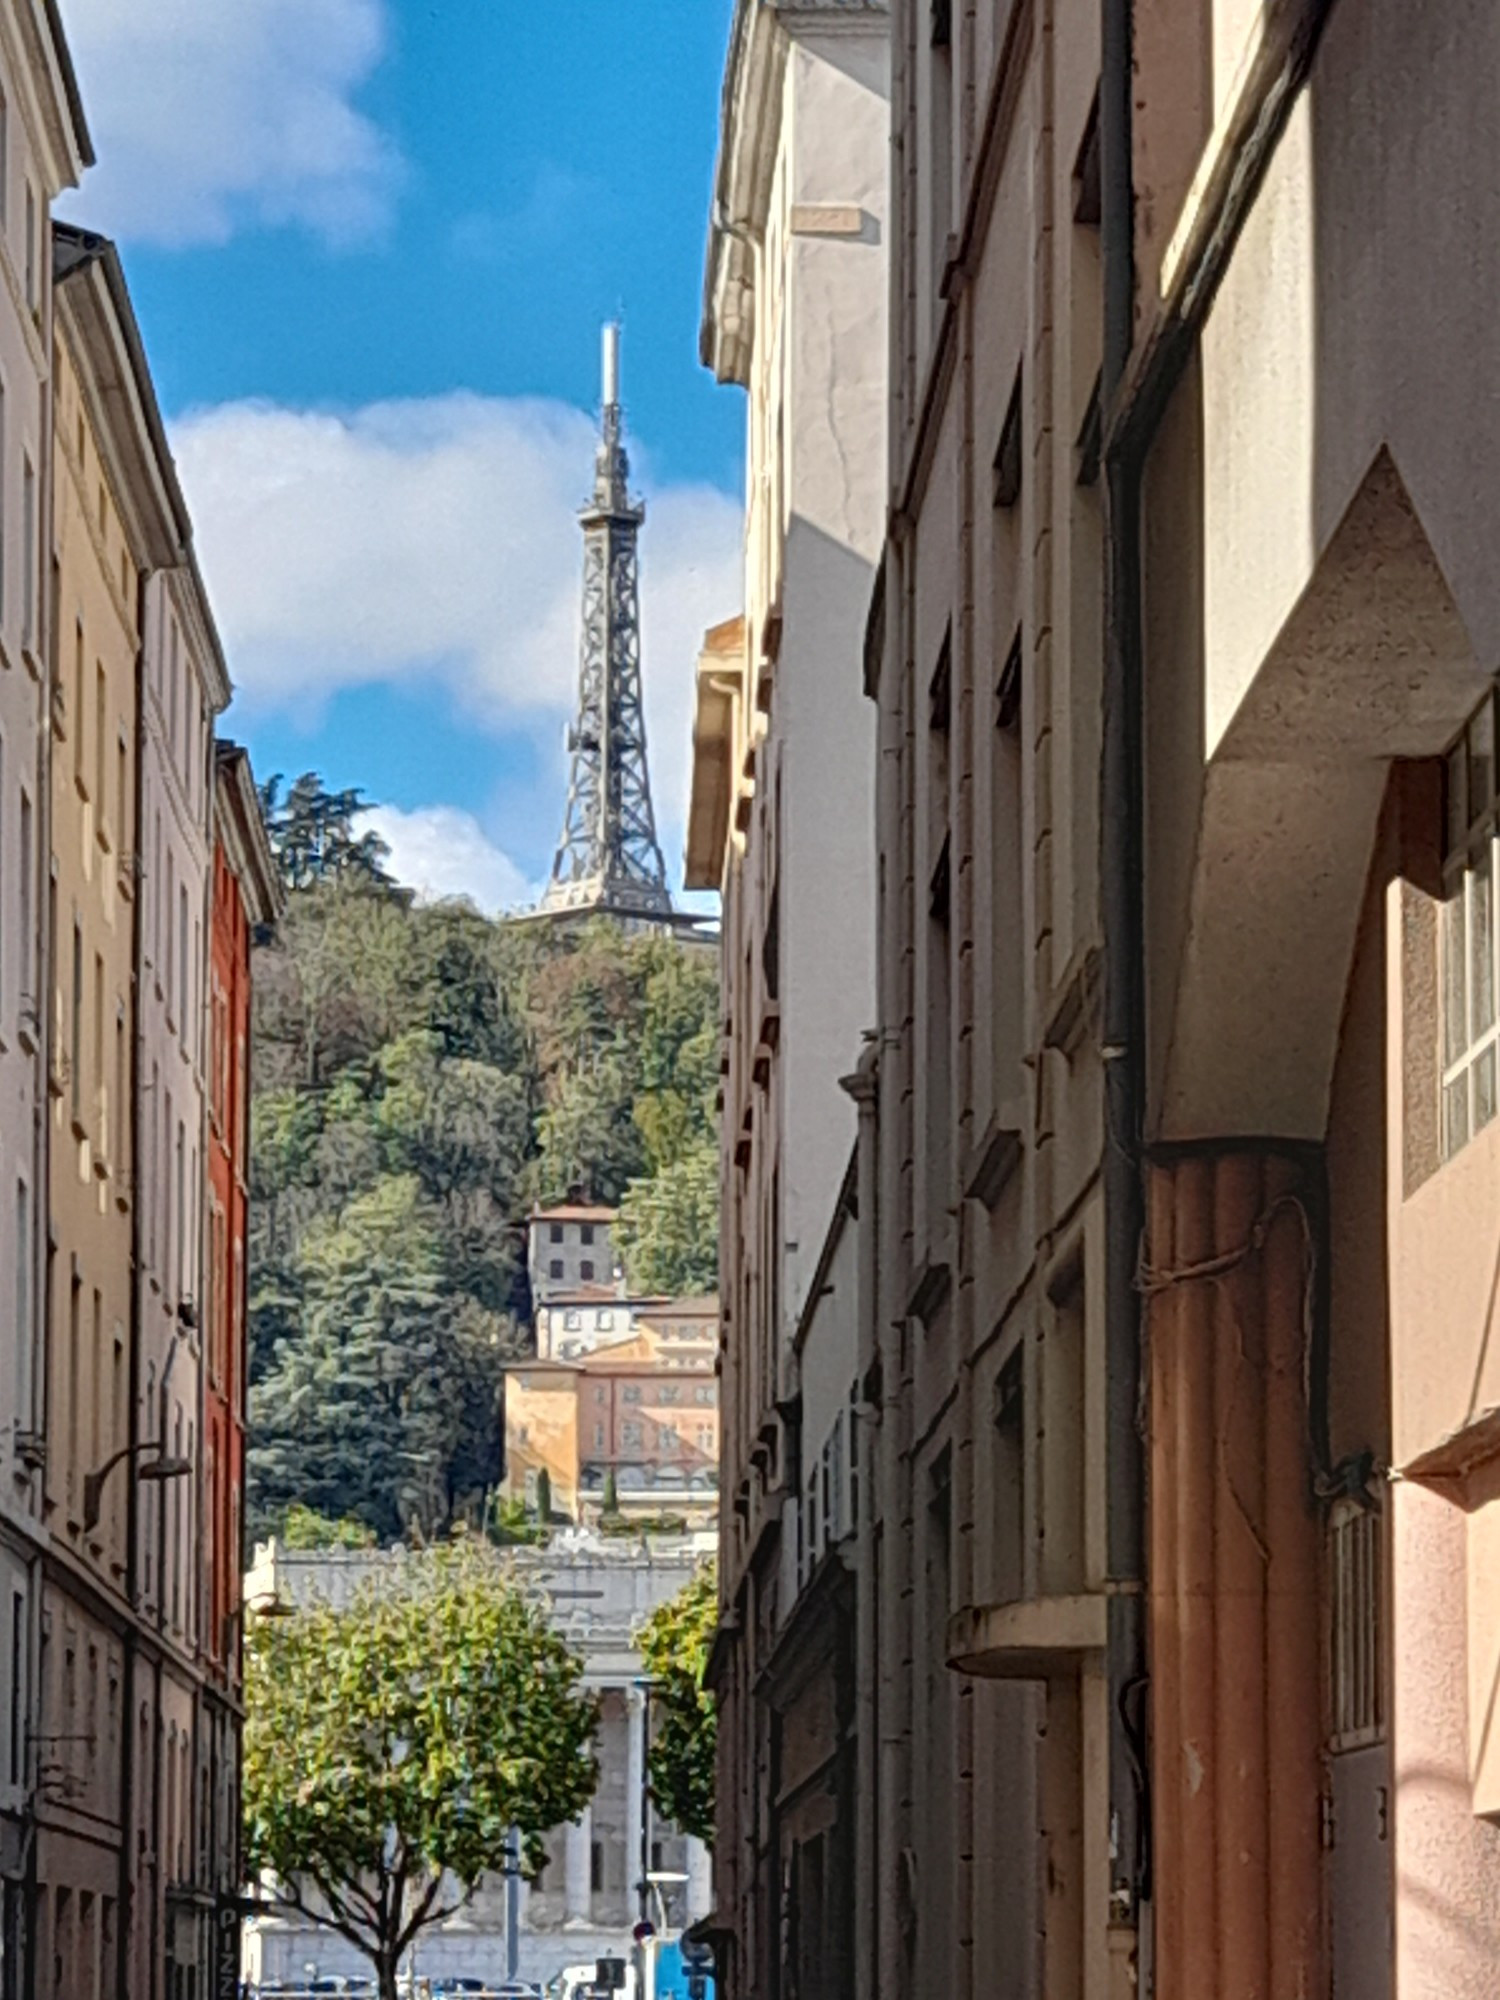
(503, 1303), (720, 1522)
(201, 742), (279, 1964)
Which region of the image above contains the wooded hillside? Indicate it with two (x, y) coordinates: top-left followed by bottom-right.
(247, 778), (719, 1545)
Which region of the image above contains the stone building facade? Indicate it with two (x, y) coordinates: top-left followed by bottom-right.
(701, 2), (1500, 1998)
(529, 1203), (620, 1303)
(0, 13), (90, 1989)
(687, 4), (889, 1998)
(0, 20), (271, 1978)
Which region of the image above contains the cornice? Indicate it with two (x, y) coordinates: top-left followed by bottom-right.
(701, 0), (888, 385)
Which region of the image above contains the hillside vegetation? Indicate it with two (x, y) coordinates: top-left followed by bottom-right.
(247, 777), (719, 1545)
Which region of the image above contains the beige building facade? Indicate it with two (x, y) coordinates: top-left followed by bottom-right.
(689, 3), (889, 1997)
(702, 3), (1500, 1999)
(0, 9), (90, 1982)
(862, 5), (1125, 1998)
(34, 223), (186, 2000)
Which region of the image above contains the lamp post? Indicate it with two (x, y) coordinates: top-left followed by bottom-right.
(81, 1437), (191, 1534)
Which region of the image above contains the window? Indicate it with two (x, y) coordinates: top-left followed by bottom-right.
(168, 623), (179, 757)
(622, 1422), (642, 1447)
(0, 379), (7, 627)
(20, 457), (33, 651)
(73, 622), (85, 786)
(95, 666), (107, 821)
(622, 1386), (642, 1405)
(1443, 692), (1500, 1156)
(16, 790), (29, 1021)
(581, 1223), (595, 1245)
(1329, 1498), (1383, 1751)
(564, 1311), (581, 1331)
(178, 884), (188, 1037)
(695, 1385), (715, 1406)
(994, 370), (1023, 508)
(991, 1348), (1025, 1605)
(549, 1222), (564, 1244)
(70, 920), (82, 1123)
(14, 1180), (30, 1419)
(22, 183), (35, 311)
(93, 954), (104, 1151)
(594, 1425), (605, 1449)
(658, 1425), (679, 1449)
(659, 1385), (681, 1405)
(549, 1259), (563, 1280)
(8, 1593), (21, 1783)
(580, 1259), (595, 1282)
(115, 1010), (126, 1178)
(598, 1310), (613, 1330)
(165, 850), (175, 1013)
(698, 1426), (715, 1452)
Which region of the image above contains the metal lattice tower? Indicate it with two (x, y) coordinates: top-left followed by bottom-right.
(541, 324), (673, 920)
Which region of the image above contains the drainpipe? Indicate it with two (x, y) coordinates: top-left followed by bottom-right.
(1099, 0), (1149, 1940)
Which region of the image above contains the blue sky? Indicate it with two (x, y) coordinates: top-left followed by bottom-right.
(58, 0), (744, 907)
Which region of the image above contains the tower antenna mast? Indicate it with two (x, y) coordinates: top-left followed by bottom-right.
(542, 323), (672, 920)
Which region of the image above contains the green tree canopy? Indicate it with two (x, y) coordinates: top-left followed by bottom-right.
(259, 770), (398, 893)
(249, 1176), (506, 1542)
(638, 1561), (717, 1844)
(615, 1139), (720, 1296)
(245, 1546), (598, 2000)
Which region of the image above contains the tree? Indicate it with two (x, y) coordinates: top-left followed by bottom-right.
(260, 771), (397, 893)
(278, 1504), (377, 1551)
(244, 1546), (598, 2000)
(248, 1177), (505, 1542)
(638, 1561), (717, 1844)
(614, 1140), (720, 1296)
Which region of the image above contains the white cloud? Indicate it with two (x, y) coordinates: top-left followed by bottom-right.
(364, 804), (531, 914)
(57, 0), (401, 247)
(172, 392), (744, 864)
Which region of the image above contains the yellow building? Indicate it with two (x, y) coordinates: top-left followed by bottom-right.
(503, 1306), (720, 1523)
(38, 225), (187, 1995)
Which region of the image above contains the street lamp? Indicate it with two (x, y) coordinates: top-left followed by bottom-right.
(82, 1438), (191, 1534)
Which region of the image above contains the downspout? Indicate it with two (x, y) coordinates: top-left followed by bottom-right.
(1099, 0), (1149, 1942)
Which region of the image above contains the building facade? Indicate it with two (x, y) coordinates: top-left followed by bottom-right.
(529, 1202), (621, 1304)
(504, 1307), (720, 1525)
(242, 1537), (716, 1992)
(688, 4), (889, 1998)
(702, 3), (1500, 1999)
(0, 25), (270, 1970)
(0, 14), (90, 1990)
(202, 743), (280, 1994)
(1129, 1), (1500, 1992)
(35, 220), (185, 2000)
(863, 6), (1128, 1999)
